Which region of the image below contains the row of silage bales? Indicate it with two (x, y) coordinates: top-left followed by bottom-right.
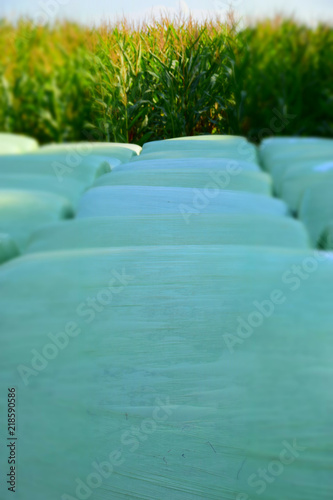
(259, 137), (333, 246)
(25, 134), (311, 252)
(26, 214), (310, 253)
(2, 134), (332, 500)
(72, 134), (311, 248)
(0, 134), (141, 258)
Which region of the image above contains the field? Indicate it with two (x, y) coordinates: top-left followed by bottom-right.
(0, 16), (332, 145)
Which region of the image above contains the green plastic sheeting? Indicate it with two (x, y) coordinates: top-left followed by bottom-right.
(76, 186), (289, 218)
(0, 233), (19, 264)
(268, 157), (333, 195)
(0, 133), (39, 154)
(0, 174), (86, 208)
(299, 180), (333, 245)
(93, 166), (271, 194)
(0, 189), (73, 250)
(139, 138), (258, 163)
(259, 137), (333, 170)
(26, 214), (309, 253)
(152, 134), (247, 142)
(0, 153), (115, 187)
(0, 245), (332, 500)
(110, 157), (260, 172)
(40, 142), (141, 161)
(142, 137), (252, 152)
(133, 148), (258, 163)
(281, 162), (333, 212)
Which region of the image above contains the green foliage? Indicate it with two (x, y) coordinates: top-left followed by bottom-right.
(0, 17), (332, 145)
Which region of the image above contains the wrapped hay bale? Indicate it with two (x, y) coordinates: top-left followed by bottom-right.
(141, 137), (252, 152)
(281, 162), (333, 213)
(151, 134), (247, 143)
(299, 180), (333, 245)
(0, 133), (38, 154)
(0, 233), (19, 264)
(26, 214), (309, 254)
(93, 164), (271, 195)
(134, 148), (258, 163)
(0, 153), (115, 187)
(0, 245), (332, 500)
(107, 157), (261, 172)
(259, 137), (333, 170)
(268, 157), (333, 196)
(0, 189), (74, 250)
(39, 142), (141, 161)
(0, 174), (86, 209)
(76, 186), (289, 218)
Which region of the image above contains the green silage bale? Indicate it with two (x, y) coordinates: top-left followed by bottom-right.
(0, 245), (332, 499)
(0, 189), (73, 250)
(0, 153), (115, 188)
(26, 214), (309, 253)
(93, 163), (271, 195)
(259, 137), (333, 170)
(136, 147), (258, 164)
(281, 161), (333, 213)
(76, 186), (289, 218)
(0, 133), (39, 154)
(39, 142), (141, 161)
(0, 174), (86, 209)
(299, 180), (333, 246)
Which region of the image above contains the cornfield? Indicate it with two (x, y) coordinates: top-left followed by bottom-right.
(0, 15), (332, 145)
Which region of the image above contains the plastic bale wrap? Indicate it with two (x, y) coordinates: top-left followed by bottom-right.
(268, 156), (333, 196)
(0, 133), (39, 154)
(0, 189), (74, 250)
(139, 138), (258, 163)
(0, 233), (19, 264)
(259, 137), (333, 170)
(111, 158), (261, 172)
(26, 214), (310, 254)
(281, 162), (333, 213)
(133, 148), (258, 163)
(0, 153), (115, 188)
(0, 174), (87, 209)
(76, 186), (289, 218)
(147, 134), (247, 143)
(299, 181), (333, 245)
(93, 167), (271, 195)
(113, 156), (261, 172)
(39, 142), (141, 161)
(0, 245), (332, 500)
(142, 137), (252, 153)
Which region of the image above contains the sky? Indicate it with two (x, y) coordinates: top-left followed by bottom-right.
(1, 0), (332, 26)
